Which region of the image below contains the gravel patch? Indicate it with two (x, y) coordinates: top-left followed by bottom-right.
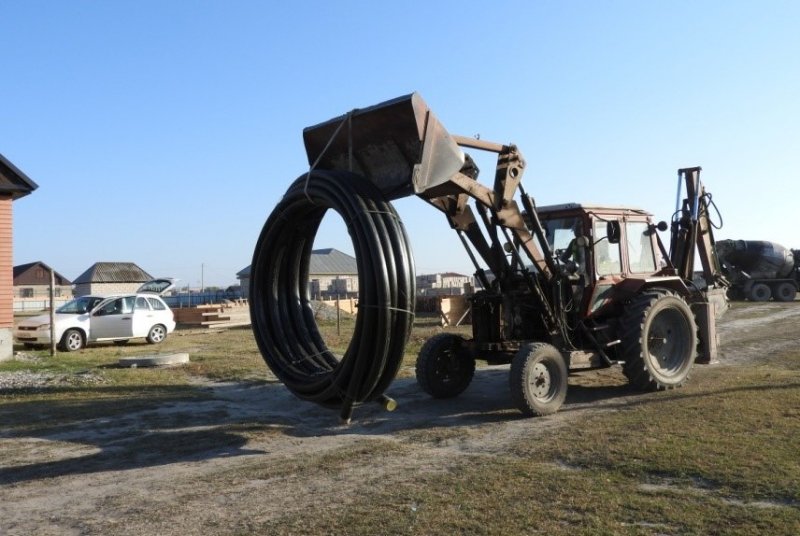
(0, 370), (107, 391)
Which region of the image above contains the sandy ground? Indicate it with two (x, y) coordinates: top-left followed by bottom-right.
(1, 302), (798, 535)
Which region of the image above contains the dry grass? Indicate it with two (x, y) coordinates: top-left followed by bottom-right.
(3, 310), (800, 535)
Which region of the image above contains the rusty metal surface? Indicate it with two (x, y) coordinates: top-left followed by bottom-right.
(302, 93), (465, 200)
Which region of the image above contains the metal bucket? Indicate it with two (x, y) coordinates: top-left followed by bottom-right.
(302, 93), (465, 200)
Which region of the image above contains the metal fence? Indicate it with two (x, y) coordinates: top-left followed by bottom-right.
(163, 291), (245, 309)
(13, 298), (71, 312)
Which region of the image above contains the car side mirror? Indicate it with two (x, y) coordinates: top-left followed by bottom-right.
(656, 220), (668, 232)
(606, 221), (621, 244)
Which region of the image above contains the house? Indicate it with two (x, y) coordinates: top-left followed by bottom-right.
(237, 248), (359, 300)
(73, 262), (154, 297)
(416, 272), (474, 296)
(236, 265), (251, 297)
(1, 153), (38, 360)
(13, 261), (73, 299)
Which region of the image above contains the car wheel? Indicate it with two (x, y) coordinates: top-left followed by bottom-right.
(146, 324), (167, 344)
(59, 329), (85, 352)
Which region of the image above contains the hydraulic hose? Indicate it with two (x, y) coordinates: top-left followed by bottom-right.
(249, 170), (416, 422)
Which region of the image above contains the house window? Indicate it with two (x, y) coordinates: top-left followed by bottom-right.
(21, 288), (34, 298)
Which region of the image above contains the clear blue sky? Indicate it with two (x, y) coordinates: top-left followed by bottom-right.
(4, 1), (799, 288)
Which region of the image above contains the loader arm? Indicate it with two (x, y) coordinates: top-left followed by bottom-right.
(421, 145), (559, 335)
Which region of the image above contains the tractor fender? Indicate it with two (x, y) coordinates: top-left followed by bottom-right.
(614, 276), (691, 300)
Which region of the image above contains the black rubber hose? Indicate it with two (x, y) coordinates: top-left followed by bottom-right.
(249, 170), (415, 421)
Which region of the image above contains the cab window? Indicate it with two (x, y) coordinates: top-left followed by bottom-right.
(626, 221), (657, 273)
(593, 220), (622, 275)
(543, 217), (582, 252)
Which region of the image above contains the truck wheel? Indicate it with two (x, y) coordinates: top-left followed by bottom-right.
(621, 291), (697, 391)
(59, 329), (85, 352)
(509, 342), (567, 416)
(416, 333), (475, 398)
(773, 282), (796, 302)
(749, 283), (771, 302)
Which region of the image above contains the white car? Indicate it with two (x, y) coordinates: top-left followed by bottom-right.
(14, 279), (177, 352)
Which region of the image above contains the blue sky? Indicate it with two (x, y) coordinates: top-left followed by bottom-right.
(4, 1), (799, 287)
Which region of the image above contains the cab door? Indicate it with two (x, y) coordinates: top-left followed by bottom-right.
(90, 297), (135, 340)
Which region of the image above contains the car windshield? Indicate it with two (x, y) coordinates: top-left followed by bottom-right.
(56, 296), (104, 314)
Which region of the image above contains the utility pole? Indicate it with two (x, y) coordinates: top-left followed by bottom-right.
(49, 268), (56, 356)
(201, 263), (204, 293)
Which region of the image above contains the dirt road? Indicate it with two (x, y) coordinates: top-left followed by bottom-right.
(1, 302), (797, 535)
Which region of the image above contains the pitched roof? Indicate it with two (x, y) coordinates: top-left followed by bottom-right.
(309, 248), (357, 275)
(73, 262), (153, 284)
(236, 248), (358, 279)
(0, 153), (38, 200)
(13, 261), (72, 285)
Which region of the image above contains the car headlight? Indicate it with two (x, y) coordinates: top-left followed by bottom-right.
(35, 324), (52, 331)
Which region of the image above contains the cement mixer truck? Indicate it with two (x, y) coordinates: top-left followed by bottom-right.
(716, 240), (800, 301)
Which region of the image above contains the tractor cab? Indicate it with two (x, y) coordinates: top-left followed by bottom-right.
(538, 203), (673, 319)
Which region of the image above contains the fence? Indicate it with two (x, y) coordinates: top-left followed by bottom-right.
(13, 298), (71, 313)
(163, 291), (244, 309)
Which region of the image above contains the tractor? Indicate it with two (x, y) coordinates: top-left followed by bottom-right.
(250, 93), (729, 420)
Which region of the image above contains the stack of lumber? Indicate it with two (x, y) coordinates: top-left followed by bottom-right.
(172, 302), (251, 329)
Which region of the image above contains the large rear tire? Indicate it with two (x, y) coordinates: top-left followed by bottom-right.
(416, 333), (475, 399)
(509, 342), (568, 416)
(621, 291), (697, 391)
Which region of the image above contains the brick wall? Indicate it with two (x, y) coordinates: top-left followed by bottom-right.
(0, 196), (12, 329)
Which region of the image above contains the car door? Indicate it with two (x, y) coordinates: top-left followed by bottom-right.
(90, 297), (135, 340)
(132, 296), (156, 337)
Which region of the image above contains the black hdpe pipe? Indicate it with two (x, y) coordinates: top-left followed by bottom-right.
(249, 170), (415, 423)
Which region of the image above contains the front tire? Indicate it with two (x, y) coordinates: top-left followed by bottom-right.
(621, 291), (697, 391)
(416, 333), (475, 399)
(59, 329), (85, 352)
(146, 324), (167, 344)
(509, 342), (568, 416)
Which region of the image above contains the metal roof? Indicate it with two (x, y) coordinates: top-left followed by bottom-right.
(536, 202), (651, 215)
(73, 262), (154, 284)
(309, 248), (357, 275)
(0, 153), (38, 200)
(13, 261), (72, 285)
(237, 248), (358, 278)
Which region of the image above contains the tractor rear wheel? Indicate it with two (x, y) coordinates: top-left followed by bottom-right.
(509, 342), (568, 416)
(416, 333), (475, 399)
(773, 282), (797, 302)
(621, 291), (697, 391)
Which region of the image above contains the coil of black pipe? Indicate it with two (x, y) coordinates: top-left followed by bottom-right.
(249, 170), (416, 422)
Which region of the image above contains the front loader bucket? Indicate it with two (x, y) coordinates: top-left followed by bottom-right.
(302, 93), (465, 200)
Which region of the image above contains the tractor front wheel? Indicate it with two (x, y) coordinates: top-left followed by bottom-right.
(416, 333), (475, 399)
(509, 342), (568, 416)
(621, 291), (697, 391)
